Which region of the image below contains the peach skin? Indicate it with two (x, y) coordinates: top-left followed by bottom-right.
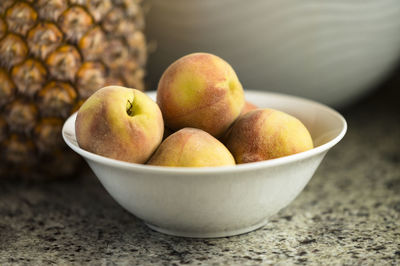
(241, 101), (258, 116)
(225, 108), (313, 163)
(75, 86), (164, 164)
(156, 53), (245, 138)
(220, 101), (258, 143)
(147, 128), (235, 167)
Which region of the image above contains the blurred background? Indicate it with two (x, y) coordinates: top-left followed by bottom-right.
(145, 0), (400, 107)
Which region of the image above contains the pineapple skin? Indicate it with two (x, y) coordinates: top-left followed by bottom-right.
(0, 0), (147, 178)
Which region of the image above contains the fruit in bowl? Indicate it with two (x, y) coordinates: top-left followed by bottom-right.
(148, 128), (235, 167)
(75, 86), (164, 164)
(241, 101), (258, 116)
(63, 89), (347, 238)
(225, 108), (314, 163)
(157, 53), (245, 138)
(74, 53), (315, 166)
(63, 52), (347, 238)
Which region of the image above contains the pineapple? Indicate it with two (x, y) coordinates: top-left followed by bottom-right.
(0, 0), (147, 178)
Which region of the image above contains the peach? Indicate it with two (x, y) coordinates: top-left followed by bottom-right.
(75, 86), (164, 164)
(147, 128), (235, 167)
(156, 53), (245, 138)
(220, 101), (258, 143)
(225, 108), (313, 163)
(241, 101), (258, 116)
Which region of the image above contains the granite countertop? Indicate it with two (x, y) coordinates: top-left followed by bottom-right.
(1, 80), (399, 265)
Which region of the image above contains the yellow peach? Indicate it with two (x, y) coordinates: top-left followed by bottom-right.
(75, 86), (164, 164)
(156, 53), (245, 138)
(220, 101), (258, 143)
(225, 108), (313, 163)
(147, 128), (235, 167)
(241, 101), (258, 116)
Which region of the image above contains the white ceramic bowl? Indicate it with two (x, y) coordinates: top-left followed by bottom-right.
(62, 91), (346, 238)
(146, 0), (400, 107)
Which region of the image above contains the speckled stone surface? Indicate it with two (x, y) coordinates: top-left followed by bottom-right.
(1, 80), (399, 265)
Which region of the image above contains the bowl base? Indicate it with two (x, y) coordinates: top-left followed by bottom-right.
(145, 219), (269, 238)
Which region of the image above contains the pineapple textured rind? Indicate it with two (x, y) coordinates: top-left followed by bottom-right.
(0, 0), (147, 178)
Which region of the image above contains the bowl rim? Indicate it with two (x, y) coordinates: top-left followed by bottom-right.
(62, 90), (347, 175)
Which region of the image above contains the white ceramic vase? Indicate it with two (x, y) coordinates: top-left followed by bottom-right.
(146, 0), (400, 107)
